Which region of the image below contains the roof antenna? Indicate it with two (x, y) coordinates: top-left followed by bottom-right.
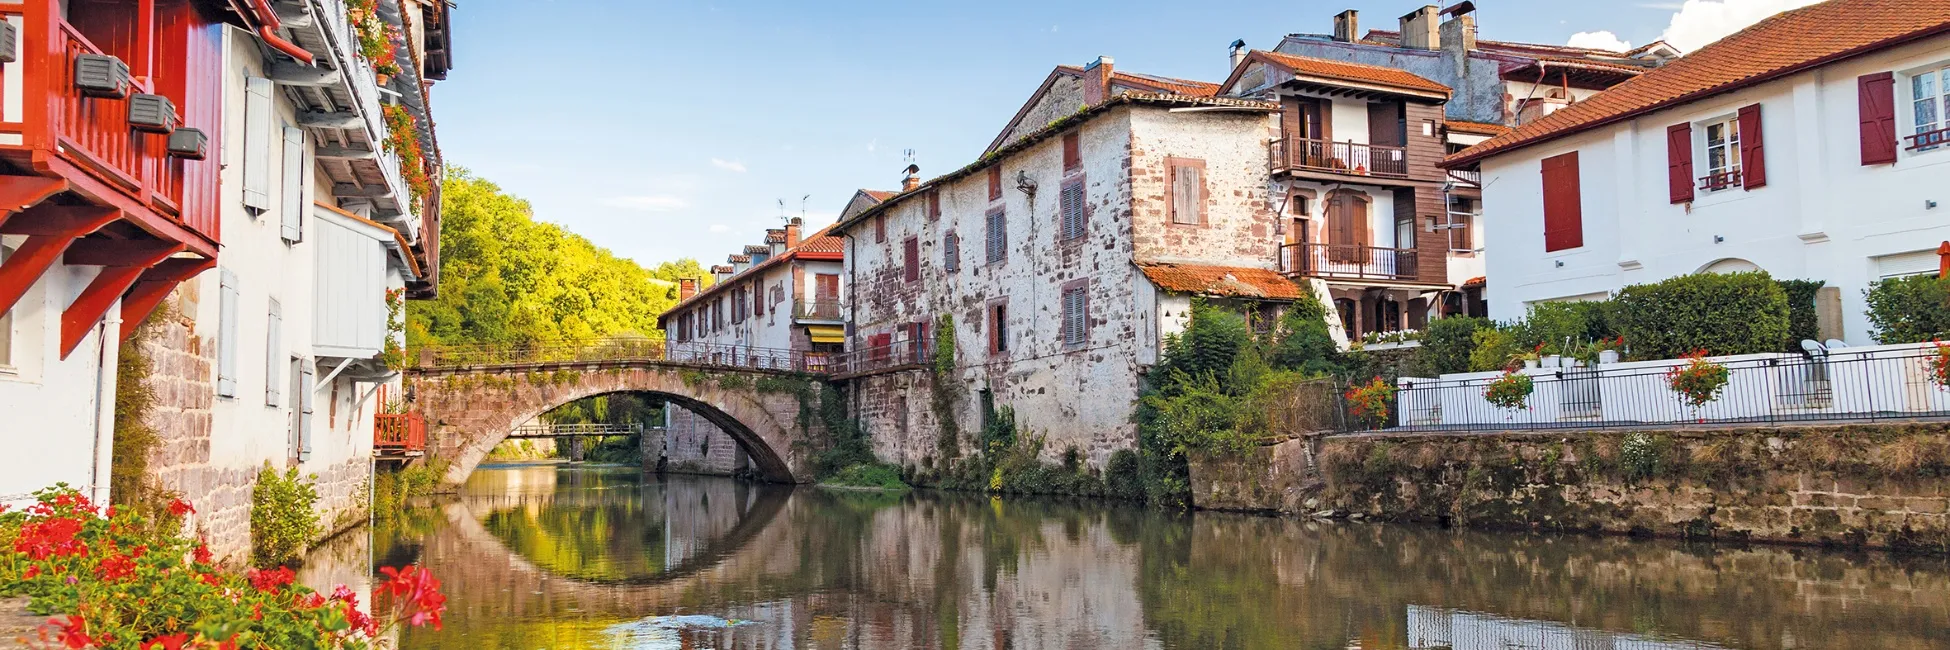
(800, 194), (810, 223)
(777, 198), (787, 223)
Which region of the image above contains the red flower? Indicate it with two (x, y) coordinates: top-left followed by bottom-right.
(49, 615), (94, 649)
(96, 553), (136, 582)
(140, 633), (192, 650)
(379, 565), (447, 630)
(247, 566), (295, 593)
(196, 572), (224, 588)
(192, 543), (213, 565)
(167, 498), (195, 517)
(14, 516), (88, 560)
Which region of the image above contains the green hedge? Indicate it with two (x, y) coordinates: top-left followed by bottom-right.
(1776, 279), (1824, 350)
(1609, 271), (1789, 359)
(1415, 316), (1486, 376)
(1865, 274), (1950, 344)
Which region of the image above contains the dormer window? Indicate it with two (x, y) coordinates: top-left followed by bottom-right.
(1700, 117), (1741, 191)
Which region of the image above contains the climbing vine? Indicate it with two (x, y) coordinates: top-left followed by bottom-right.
(930, 314), (963, 468)
(380, 288), (406, 370)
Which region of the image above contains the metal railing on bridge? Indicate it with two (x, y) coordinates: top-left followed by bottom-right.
(411, 336), (934, 377)
(508, 422), (653, 438)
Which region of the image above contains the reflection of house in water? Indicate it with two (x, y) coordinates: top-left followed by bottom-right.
(1407, 606), (1726, 650)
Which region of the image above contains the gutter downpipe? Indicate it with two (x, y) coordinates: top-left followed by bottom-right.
(248, 0), (316, 65)
(88, 313), (124, 506)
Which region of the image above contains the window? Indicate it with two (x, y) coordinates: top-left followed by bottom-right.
(903, 237), (920, 282)
(1059, 177), (1086, 241)
(874, 216), (886, 244)
(870, 332), (893, 362)
(1446, 196), (1476, 254)
(1701, 116), (1741, 190)
(927, 190), (941, 219)
(1061, 284), (1089, 346)
(989, 303), (1009, 354)
(242, 76), (272, 213)
(265, 299), (282, 407)
(1167, 158), (1205, 225)
(943, 232), (960, 272)
(754, 283), (764, 317)
(1062, 132), (1081, 170)
(1540, 151), (1583, 252)
(988, 167), (1003, 202)
(1910, 65), (1950, 151)
(217, 268), (238, 397)
(732, 289), (744, 324)
(0, 243), (11, 369)
(985, 208), (1007, 264)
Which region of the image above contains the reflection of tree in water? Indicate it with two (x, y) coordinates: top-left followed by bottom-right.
(482, 491), (669, 582)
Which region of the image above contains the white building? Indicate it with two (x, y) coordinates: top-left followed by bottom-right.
(1448, 0), (1950, 344)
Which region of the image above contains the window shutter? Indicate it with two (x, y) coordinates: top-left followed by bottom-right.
(265, 299), (281, 407)
(243, 76), (273, 212)
(1060, 180), (1085, 239)
(944, 232), (959, 272)
(1062, 288), (1087, 345)
(903, 237), (919, 282)
(928, 190), (941, 219)
(280, 126), (305, 241)
(297, 362), (314, 462)
(1738, 104), (1766, 189)
(1540, 152), (1583, 252)
(874, 216), (885, 243)
(1172, 165), (1203, 224)
(988, 167), (1002, 202)
(217, 268), (239, 397)
(1665, 123), (1693, 204)
(986, 209), (1006, 263)
(1062, 132), (1081, 170)
(1858, 72), (1897, 165)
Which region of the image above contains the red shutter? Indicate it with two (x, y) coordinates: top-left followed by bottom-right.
(1666, 123), (1693, 204)
(1738, 103), (1766, 189)
(902, 238), (919, 282)
(927, 190), (941, 218)
(1540, 151), (1583, 252)
(988, 167), (1003, 201)
(1062, 132), (1081, 170)
(1859, 72), (1897, 165)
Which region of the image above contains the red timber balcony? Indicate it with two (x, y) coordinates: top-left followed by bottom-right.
(1270, 136), (1409, 181)
(0, 0), (224, 358)
(374, 412), (427, 457)
(1280, 242), (1420, 282)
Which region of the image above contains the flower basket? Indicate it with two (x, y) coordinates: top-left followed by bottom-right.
(1929, 340), (1950, 391)
(1344, 377), (1397, 430)
(1483, 370), (1534, 412)
(1666, 350), (1730, 419)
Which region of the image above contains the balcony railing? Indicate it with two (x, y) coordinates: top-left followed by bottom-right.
(1698, 169), (1741, 191)
(1280, 242), (1420, 281)
(827, 337), (931, 377)
(795, 298), (843, 321)
(1270, 137), (1409, 178)
(0, 2), (213, 240)
(1447, 169), (1481, 186)
(374, 412), (427, 455)
(1905, 126), (1950, 152)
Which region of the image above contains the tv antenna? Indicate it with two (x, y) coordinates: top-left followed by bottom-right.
(903, 148), (915, 166)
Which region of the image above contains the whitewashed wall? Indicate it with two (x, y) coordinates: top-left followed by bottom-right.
(0, 254), (118, 506)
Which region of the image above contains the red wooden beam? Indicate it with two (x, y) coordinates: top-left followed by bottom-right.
(0, 207), (119, 317)
(0, 177), (69, 232)
(1938, 241), (1949, 279)
(61, 241), (184, 359)
(118, 257), (214, 341)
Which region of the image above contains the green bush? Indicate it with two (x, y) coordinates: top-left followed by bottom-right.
(1415, 316), (1486, 376)
(1510, 301), (1611, 353)
(1104, 449), (1145, 501)
(1610, 271), (1790, 359)
(1865, 274), (1950, 344)
(824, 463), (908, 490)
(1777, 279), (1825, 349)
(250, 465), (321, 568)
(1467, 327), (1519, 372)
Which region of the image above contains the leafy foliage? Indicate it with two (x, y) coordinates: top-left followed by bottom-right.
(1609, 271), (1789, 359)
(823, 464), (908, 491)
(1415, 316), (1486, 376)
(1482, 371), (1534, 411)
(1508, 301), (1611, 354)
(1665, 351), (1731, 411)
(1776, 279), (1824, 350)
(250, 466), (320, 569)
(111, 310), (165, 508)
(1342, 377), (1397, 429)
(1865, 274), (1950, 344)
(1467, 327), (1520, 372)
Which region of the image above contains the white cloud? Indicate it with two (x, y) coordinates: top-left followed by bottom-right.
(1566, 30), (1632, 52)
(708, 224), (730, 233)
(1636, 2), (1685, 9)
(710, 158), (747, 173)
(602, 195), (689, 212)
(1655, 0), (1820, 51)
(866, 138), (878, 153)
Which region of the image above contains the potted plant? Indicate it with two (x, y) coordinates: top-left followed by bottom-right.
(1513, 348), (1541, 370)
(1483, 369), (1535, 415)
(1593, 336), (1625, 364)
(1344, 376), (1398, 430)
(1666, 350), (1731, 421)
(1929, 340), (1950, 391)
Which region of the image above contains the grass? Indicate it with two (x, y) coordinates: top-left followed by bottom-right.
(820, 463), (909, 492)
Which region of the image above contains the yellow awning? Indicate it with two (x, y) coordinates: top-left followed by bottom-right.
(808, 325), (845, 343)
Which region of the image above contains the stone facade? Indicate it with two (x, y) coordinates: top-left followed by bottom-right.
(664, 408), (748, 475)
(1188, 422), (1950, 552)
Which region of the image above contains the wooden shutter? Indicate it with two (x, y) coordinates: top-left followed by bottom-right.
(986, 209), (1006, 263)
(217, 268), (238, 397)
(1367, 101), (1404, 146)
(1171, 164), (1203, 225)
(1062, 288), (1087, 345)
(1060, 179), (1085, 239)
(754, 283), (764, 317)
(265, 299), (281, 406)
(1540, 151), (1584, 252)
(816, 273), (839, 300)
(243, 76), (273, 212)
(1738, 104), (1766, 189)
(1858, 72), (1897, 165)
(903, 237), (919, 282)
(927, 190), (941, 219)
(1062, 132), (1081, 170)
(1666, 123), (1694, 204)
(944, 232), (959, 272)
(988, 167), (1002, 201)
(280, 126), (305, 241)
(297, 361), (314, 462)
(874, 216), (885, 243)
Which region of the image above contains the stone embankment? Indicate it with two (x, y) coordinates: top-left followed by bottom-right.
(1189, 422), (1950, 552)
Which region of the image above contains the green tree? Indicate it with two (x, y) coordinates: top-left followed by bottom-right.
(1864, 274), (1950, 344)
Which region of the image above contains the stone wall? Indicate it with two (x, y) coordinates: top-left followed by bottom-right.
(141, 314), (256, 564)
(1188, 422), (1950, 552)
(664, 407), (747, 476)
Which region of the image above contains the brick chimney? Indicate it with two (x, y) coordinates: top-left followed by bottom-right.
(1082, 55), (1114, 105)
(785, 217), (802, 249)
(902, 168), (921, 192)
(678, 278), (698, 301)
(1400, 5), (1439, 50)
(1333, 10), (1359, 43)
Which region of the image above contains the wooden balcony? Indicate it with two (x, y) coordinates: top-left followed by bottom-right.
(1270, 136), (1409, 180)
(794, 298), (843, 321)
(1280, 242), (1421, 282)
(375, 412), (427, 457)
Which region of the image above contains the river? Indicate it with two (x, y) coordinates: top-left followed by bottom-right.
(305, 462), (1950, 649)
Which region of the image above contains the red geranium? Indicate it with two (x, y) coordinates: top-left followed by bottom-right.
(247, 566), (295, 593)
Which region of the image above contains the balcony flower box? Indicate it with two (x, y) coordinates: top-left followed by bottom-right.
(167, 127), (208, 160)
(0, 21), (16, 64)
(127, 94), (178, 133)
(74, 53), (130, 98)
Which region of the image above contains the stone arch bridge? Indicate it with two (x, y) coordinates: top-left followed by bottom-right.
(405, 340), (851, 486)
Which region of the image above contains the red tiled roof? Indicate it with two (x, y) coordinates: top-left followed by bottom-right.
(1252, 50), (1451, 96)
(1446, 120), (1511, 136)
(1450, 0), (1950, 166)
(1137, 263), (1308, 301)
(660, 224), (845, 320)
(796, 233), (843, 255)
(1113, 71), (1219, 97)
(861, 190), (899, 202)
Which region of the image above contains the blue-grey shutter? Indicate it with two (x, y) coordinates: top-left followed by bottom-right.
(943, 232), (959, 272)
(217, 268), (239, 397)
(986, 210), (1006, 263)
(242, 76), (273, 213)
(297, 362), (314, 462)
(265, 299), (281, 407)
(1063, 288), (1087, 345)
(1061, 181), (1085, 239)
(280, 126), (305, 242)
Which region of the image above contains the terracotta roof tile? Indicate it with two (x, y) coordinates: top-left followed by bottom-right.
(1136, 263), (1308, 301)
(1113, 71), (1219, 97)
(861, 190), (899, 202)
(1445, 120), (1512, 136)
(1450, 0), (1950, 165)
(796, 234), (843, 255)
(1254, 50), (1451, 96)
(660, 223), (846, 319)
(765, 229), (786, 243)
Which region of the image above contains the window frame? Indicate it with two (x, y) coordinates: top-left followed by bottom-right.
(1058, 175), (1087, 242)
(1060, 280), (1090, 348)
(985, 207), (1007, 265)
(1907, 64), (1950, 153)
(988, 301), (1009, 356)
(1698, 115), (1742, 191)
(1164, 157), (1207, 226)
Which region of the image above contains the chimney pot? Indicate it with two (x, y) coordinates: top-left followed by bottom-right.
(1083, 55), (1114, 105)
(902, 166), (921, 192)
(1401, 5), (1440, 50)
(1333, 10), (1359, 43)
(785, 218), (802, 249)
(678, 278), (698, 301)
(1228, 39), (1247, 72)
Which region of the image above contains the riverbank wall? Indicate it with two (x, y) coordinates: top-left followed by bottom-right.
(1188, 421), (1950, 552)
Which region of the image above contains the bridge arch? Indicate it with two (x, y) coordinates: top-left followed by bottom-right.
(409, 363), (821, 486)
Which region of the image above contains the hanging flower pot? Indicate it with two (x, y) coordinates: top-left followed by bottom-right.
(1484, 370), (1535, 414)
(1666, 350), (1731, 422)
(375, 72), (392, 86)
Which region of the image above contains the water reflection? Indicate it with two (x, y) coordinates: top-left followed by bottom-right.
(341, 463), (1950, 650)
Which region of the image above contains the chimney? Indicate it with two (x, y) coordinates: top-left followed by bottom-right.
(766, 228), (787, 256)
(1228, 39), (1247, 72)
(678, 278), (698, 301)
(1400, 5), (1440, 50)
(712, 265), (734, 283)
(901, 167), (921, 192)
(1082, 55), (1114, 105)
(1332, 10), (1359, 43)
(1440, 2), (1478, 53)
(785, 217), (802, 249)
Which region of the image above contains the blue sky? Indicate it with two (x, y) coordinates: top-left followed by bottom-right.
(433, 0), (1806, 268)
